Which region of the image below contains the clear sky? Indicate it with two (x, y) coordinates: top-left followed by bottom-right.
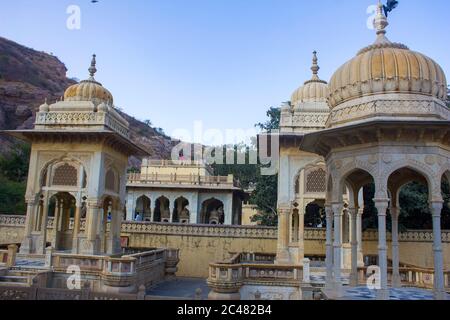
(1, 0), (449, 144)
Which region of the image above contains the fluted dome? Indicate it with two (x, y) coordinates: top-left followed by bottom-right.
(328, 4), (447, 109)
(291, 51), (329, 105)
(64, 55), (114, 106)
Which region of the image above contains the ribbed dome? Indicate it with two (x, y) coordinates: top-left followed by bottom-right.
(328, 4), (447, 109)
(291, 51), (329, 105)
(64, 55), (114, 106)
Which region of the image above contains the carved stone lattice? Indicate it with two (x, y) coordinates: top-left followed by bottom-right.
(52, 164), (77, 186)
(306, 168), (326, 193)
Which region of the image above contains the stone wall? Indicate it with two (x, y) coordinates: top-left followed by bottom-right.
(1, 215), (449, 278)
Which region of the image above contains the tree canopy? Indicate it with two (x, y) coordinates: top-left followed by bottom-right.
(0, 143), (29, 214)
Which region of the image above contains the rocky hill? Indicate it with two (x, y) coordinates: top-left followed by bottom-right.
(0, 36), (178, 163)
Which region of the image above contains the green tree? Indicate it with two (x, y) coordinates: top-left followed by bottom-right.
(249, 107), (280, 226)
(0, 143), (30, 214)
(0, 175), (26, 214)
(0, 143), (30, 182)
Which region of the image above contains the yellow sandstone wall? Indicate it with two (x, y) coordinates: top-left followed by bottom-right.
(1, 216), (449, 278)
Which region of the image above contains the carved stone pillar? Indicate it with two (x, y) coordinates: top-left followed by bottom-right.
(374, 199), (389, 300)
(298, 208), (305, 264)
(83, 198), (101, 255)
(21, 197), (37, 254)
(325, 205), (334, 289)
(349, 206), (358, 286)
(72, 201), (82, 253)
(356, 208), (364, 267)
(430, 200), (446, 300)
(390, 207), (401, 288)
(169, 199), (175, 223)
(332, 202), (343, 296)
(38, 193), (50, 254)
(276, 207), (290, 264)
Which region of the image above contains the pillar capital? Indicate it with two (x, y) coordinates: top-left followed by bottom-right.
(374, 199), (389, 216)
(331, 203), (343, 217)
(390, 207), (400, 219)
(277, 205), (291, 215)
(86, 198), (102, 208)
(429, 201), (444, 218)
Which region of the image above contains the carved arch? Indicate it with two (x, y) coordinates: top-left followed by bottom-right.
(382, 159), (439, 200)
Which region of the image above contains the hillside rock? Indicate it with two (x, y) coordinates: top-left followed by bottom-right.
(0, 36), (178, 162)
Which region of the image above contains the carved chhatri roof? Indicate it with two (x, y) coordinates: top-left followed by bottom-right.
(64, 55), (114, 106)
(328, 2), (447, 111)
(291, 51), (329, 105)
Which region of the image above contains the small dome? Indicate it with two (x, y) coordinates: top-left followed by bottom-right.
(328, 3), (447, 109)
(64, 55), (114, 106)
(291, 51), (329, 105)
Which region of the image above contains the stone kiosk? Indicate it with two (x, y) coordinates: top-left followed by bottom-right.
(301, 3), (448, 300)
(4, 55), (145, 256)
(2, 56), (180, 293)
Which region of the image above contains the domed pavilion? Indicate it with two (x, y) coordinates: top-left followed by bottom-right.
(4, 55), (148, 256)
(300, 2), (449, 300)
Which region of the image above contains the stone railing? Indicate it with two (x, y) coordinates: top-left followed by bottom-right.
(357, 265), (448, 291)
(0, 215), (26, 227)
(50, 247), (177, 289)
(207, 252), (304, 299)
(121, 221), (278, 239)
(2, 215), (450, 243)
(362, 229), (450, 242)
(143, 159), (211, 168)
(35, 111), (130, 139)
(127, 172), (240, 189)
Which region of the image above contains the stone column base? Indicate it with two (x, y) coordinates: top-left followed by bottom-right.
(323, 281), (344, 300)
(376, 288), (390, 300)
(392, 274), (402, 288)
(20, 237), (32, 254)
(434, 290), (447, 301)
(300, 284), (314, 300)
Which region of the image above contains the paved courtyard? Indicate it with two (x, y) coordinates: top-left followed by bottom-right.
(342, 287), (449, 301)
(146, 278), (210, 299)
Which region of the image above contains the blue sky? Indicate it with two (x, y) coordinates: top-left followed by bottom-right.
(1, 0), (449, 143)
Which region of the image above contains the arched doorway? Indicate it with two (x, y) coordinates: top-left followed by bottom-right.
(304, 201), (325, 228)
(387, 166), (431, 288)
(154, 196), (170, 222)
(201, 199), (224, 224)
(173, 197), (190, 223)
(51, 192), (76, 252)
(136, 195), (151, 221)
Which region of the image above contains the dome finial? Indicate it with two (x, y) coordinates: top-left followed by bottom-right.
(88, 54), (97, 79)
(311, 51), (320, 79)
(374, 1), (389, 37)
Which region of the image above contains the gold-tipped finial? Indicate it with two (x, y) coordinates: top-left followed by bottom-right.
(374, 1), (389, 37)
(311, 51), (319, 79)
(88, 54), (97, 78)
